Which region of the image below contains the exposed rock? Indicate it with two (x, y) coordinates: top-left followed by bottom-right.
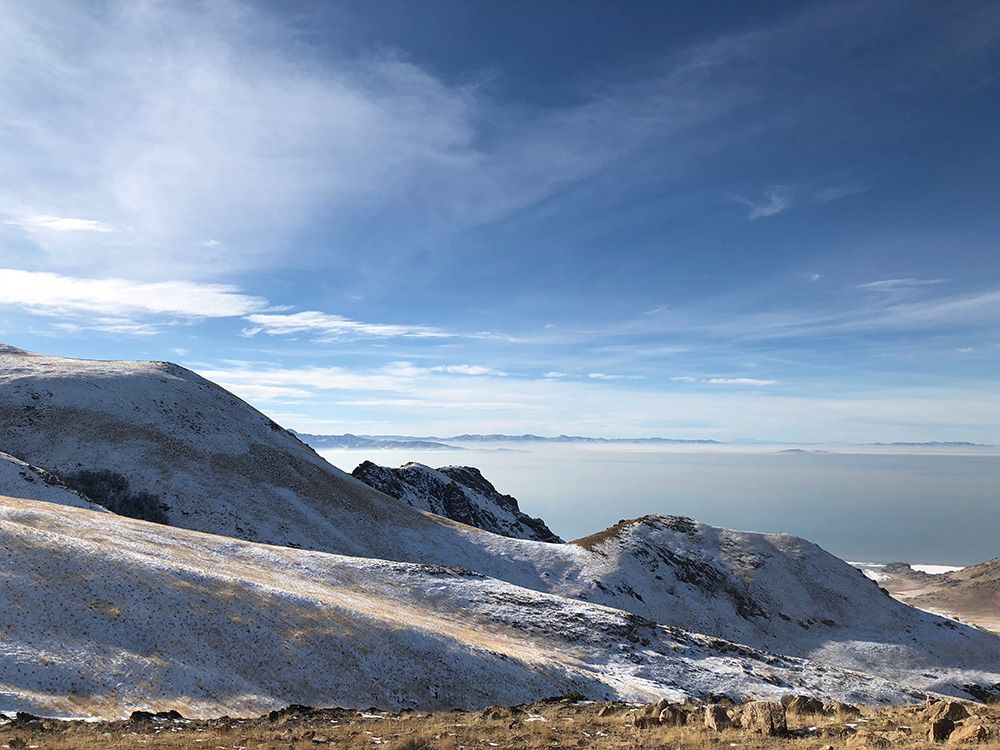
(931, 718), (957, 742)
(787, 695), (825, 715)
(825, 700), (862, 717)
(352, 461), (563, 542)
(846, 731), (893, 748)
(925, 701), (972, 724)
(948, 721), (990, 744)
(130, 709), (185, 722)
(704, 704), (731, 732)
(739, 700), (787, 736)
(658, 705), (683, 726)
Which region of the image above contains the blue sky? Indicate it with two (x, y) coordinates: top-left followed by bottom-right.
(1, 0), (999, 442)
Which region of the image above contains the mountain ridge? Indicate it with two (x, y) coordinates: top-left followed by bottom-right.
(1, 344), (998, 703)
(352, 460), (563, 542)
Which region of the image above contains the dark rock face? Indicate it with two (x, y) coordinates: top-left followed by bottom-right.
(352, 461), (563, 543)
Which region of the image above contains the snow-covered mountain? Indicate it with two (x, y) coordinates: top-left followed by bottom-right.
(352, 460), (563, 542)
(1, 344), (998, 702)
(0, 494), (925, 719)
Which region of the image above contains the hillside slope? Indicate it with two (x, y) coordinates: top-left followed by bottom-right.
(352, 460), (563, 542)
(0, 495), (926, 719)
(0, 450), (104, 512)
(1, 344), (998, 700)
(884, 560), (1000, 634)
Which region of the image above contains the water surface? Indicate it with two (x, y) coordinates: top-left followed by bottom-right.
(319, 444), (1000, 565)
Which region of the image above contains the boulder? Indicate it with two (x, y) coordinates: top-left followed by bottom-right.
(925, 702), (971, 724)
(825, 700), (862, 717)
(658, 705), (682, 726)
(739, 701), (787, 736)
(704, 704), (731, 732)
(846, 731), (892, 749)
(931, 718), (956, 743)
(948, 722), (990, 744)
(632, 714), (659, 729)
(787, 695), (825, 715)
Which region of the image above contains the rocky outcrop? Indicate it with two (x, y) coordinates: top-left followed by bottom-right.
(739, 700), (787, 736)
(351, 461), (563, 542)
(704, 703), (731, 731)
(948, 721), (990, 744)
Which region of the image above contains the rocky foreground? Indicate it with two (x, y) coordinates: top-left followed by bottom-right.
(3, 696), (1000, 750)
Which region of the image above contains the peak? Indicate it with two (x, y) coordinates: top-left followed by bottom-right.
(0, 343), (32, 356)
(572, 514), (701, 550)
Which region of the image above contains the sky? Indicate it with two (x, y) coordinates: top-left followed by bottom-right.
(1, 0), (999, 443)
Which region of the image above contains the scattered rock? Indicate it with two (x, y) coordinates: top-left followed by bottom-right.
(948, 722), (990, 744)
(739, 701), (787, 736)
(704, 704), (731, 732)
(825, 700), (862, 717)
(931, 718), (956, 742)
(787, 695), (825, 715)
(658, 705), (682, 726)
(129, 709), (184, 723)
(846, 730), (892, 748)
(926, 701), (972, 724)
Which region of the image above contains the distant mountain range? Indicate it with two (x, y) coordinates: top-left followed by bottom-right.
(293, 432), (461, 450)
(294, 432), (720, 450)
(295, 433), (994, 451)
(862, 441), (993, 448)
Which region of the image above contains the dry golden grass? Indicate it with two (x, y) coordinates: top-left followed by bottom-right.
(3, 698), (1000, 750)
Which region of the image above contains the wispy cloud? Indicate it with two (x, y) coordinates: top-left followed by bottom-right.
(735, 186), (792, 220)
(3, 215), (117, 233)
(587, 372), (644, 381)
(0, 268), (266, 319)
(814, 183), (868, 203)
(670, 375), (775, 386)
(858, 278), (949, 292)
(705, 377), (776, 386)
(242, 311), (449, 342)
(430, 364), (507, 376)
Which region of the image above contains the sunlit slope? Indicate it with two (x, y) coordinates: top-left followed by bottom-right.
(1, 343), (998, 700)
(0, 495), (925, 719)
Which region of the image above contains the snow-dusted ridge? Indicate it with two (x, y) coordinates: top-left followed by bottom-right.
(0, 450), (104, 512)
(0, 495), (927, 718)
(0, 344), (998, 704)
(352, 460), (563, 542)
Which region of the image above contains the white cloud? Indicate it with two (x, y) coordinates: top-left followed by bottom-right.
(429, 364), (507, 376)
(334, 398), (533, 411)
(242, 311), (449, 341)
(735, 187), (791, 220)
(197, 366), (410, 393)
(0, 0), (767, 279)
(814, 184), (867, 203)
(543, 371), (569, 378)
(3, 215), (116, 233)
(859, 278), (948, 292)
(588, 373), (644, 381)
(214, 383), (312, 402)
(0, 268), (267, 318)
(705, 377), (776, 386)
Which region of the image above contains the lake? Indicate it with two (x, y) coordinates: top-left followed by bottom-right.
(319, 444), (1000, 566)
